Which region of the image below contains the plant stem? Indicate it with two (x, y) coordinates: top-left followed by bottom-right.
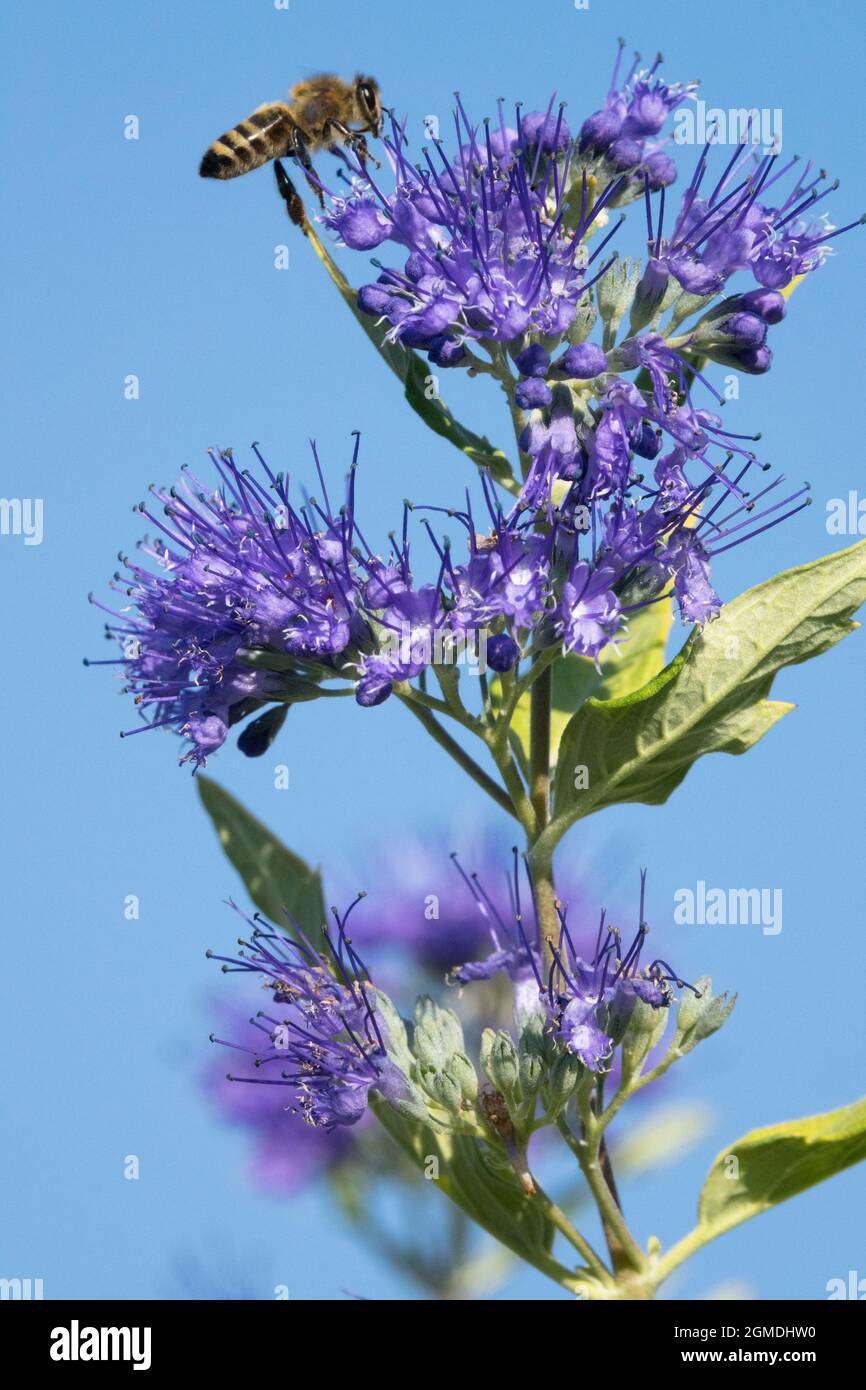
(557, 1115), (647, 1279)
(651, 1224), (711, 1287)
(397, 695), (515, 819)
(529, 662), (552, 827)
(487, 738), (538, 838)
(531, 1182), (615, 1289)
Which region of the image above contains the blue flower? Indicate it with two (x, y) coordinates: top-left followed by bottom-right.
(208, 899), (411, 1131)
(545, 871), (700, 1071)
(326, 99), (624, 350)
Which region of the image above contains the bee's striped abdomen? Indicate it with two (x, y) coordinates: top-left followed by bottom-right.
(199, 103), (293, 180)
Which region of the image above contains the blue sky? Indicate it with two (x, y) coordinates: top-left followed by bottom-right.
(2, 0), (865, 1300)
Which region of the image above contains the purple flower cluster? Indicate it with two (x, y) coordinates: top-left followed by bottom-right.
(323, 67), (692, 357)
(512, 326), (814, 630)
(90, 444), (542, 766)
(450, 860), (696, 1073)
(208, 899), (409, 1132)
(648, 143), (857, 298)
(205, 1003), (362, 1192)
(325, 55), (856, 363)
(91, 55), (863, 770)
(578, 44), (696, 190)
(91, 420), (810, 768)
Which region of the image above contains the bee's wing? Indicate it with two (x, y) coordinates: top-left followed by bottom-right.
(200, 102), (295, 179)
(243, 102), (296, 154)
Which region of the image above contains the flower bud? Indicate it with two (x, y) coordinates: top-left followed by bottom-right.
(673, 976), (736, 1056)
(428, 335), (466, 367)
(426, 1067), (463, 1115)
(515, 377), (553, 409)
(695, 310), (768, 352)
(579, 107), (622, 153)
(236, 703), (289, 757)
(629, 420), (663, 460)
(357, 281), (395, 316)
(607, 136), (643, 170)
(486, 633), (520, 673)
(413, 995), (465, 1069)
(521, 109), (572, 154)
(643, 150), (677, 190)
(629, 257), (671, 332)
(702, 341), (774, 374)
(514, 343), (551, 378)
(566, 297), (599, 345)
(518, 1020), (546, 1099)
(355, 674), (392, 707)
(447, 1051), (479, 1106)
(543, 1051), (584, 1114)
(738, 287), (787, 324)
(618, 996), (670, 1084)
(483, 1029), (520, 1097)
(560, 341), (608, 379)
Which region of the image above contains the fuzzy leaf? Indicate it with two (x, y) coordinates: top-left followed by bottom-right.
(696, 1095), (866, 1244)
(196, 777), (325, 935)
(507, 592), (674, 765)
(552, 540), (866, 831)
(370, 1099), (563, 1275)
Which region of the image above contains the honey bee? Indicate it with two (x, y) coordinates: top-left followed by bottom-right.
(199, 73), (382, 223)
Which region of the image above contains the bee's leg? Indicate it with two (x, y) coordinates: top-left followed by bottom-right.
(324, 120), (381, 169)
(273, 159), (308, 233)
(287, 125), (326, 207)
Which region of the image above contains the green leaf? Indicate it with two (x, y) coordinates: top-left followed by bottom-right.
(370, 1099), (561, 1274)
(303, 219), (516, 490)
(507, 592), (674, 765)
(552, 540), (866, 831)
(697, 1095), (866, 1244)
(196, 776), (325, 934)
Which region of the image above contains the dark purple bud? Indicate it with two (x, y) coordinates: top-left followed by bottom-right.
(357, 283), (394, 316)
(560, 342), (608, 379)
(735, 345), (773, 374)
(717, 311), (768, 349)
(629, 420), (663, 460)
(488, 125), (519, 161)
(515, 377), (553, 409)
(237, 704), (289, 757)
(579, 107), (622, 153)
(398, 324), (434, 348)
(607, 136), (643, 171)
(400, 297), (459, 347)
(514, 344), (551, 378)
(521, 109), (572, 153)
(623, 92), (670, 138)
(486, 633), (520, 673)
(642, 150), (677, 190)
(356, 676), (392, 707)
(428, 335), (466, 367)
(738, 287), (787, 325)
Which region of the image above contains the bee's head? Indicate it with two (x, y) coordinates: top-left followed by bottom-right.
(354, 75), (381, 137)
